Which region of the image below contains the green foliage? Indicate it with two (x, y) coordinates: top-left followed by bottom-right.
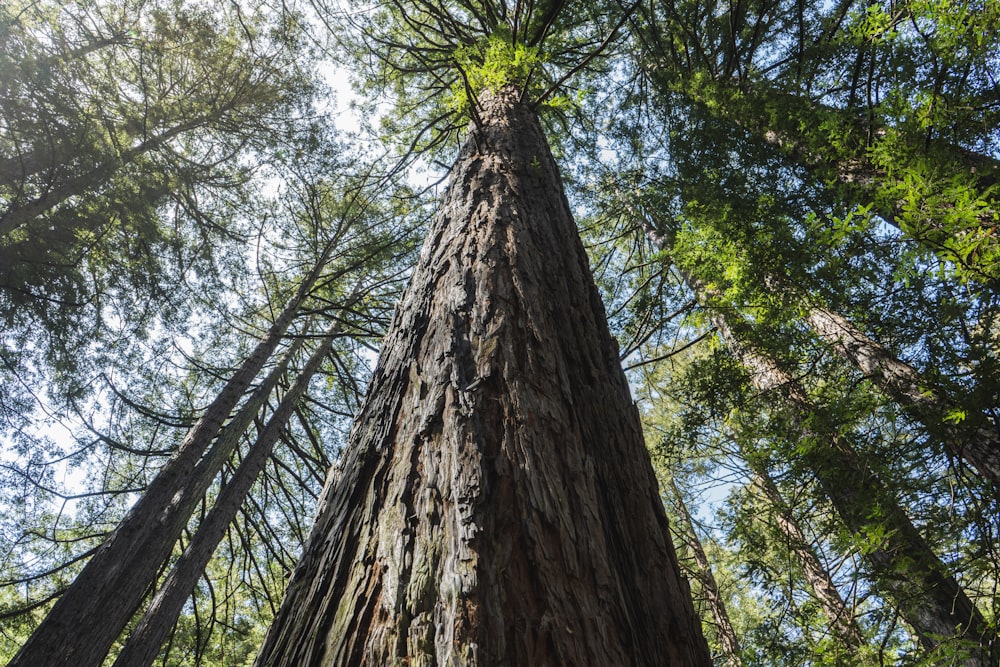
(448, 31), (542, 113)
(0, 0), (321, 398)
(3, 0), (1000, 663)
(340, 0), (634, 161)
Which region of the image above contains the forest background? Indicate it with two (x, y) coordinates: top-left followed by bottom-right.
(1, 0), (998, 664)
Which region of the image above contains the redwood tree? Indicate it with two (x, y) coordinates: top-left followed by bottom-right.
(254, 85), (711, 665)
(111, 308), (355, 667)
(7, 241), (336, 667)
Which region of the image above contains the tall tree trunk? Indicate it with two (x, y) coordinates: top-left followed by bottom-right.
(112, 309), (351, 667)
(9, 253), (330, 667)
(645, 217), (999, 502)
(254, 87), (712, 666)
(710, 312), (995, 664)
(0, 147), (65, 189)
(747, 464), (865, 652)
(667, 479), (743, 667)
(804, 304), (1000, 491)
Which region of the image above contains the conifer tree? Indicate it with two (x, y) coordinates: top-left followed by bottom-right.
(635, 0), (1000, 284)
(9, 266), (318, 667)
(254, 2), (712, 660)
(636, 215), (996, 663)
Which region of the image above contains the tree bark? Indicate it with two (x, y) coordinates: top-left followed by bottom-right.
(667, 480), (742, 667)
(747, 465), (865, 652)
(112, 312), (349, 667)
(710, 312), (996, 665)
(254, 87), (712, 666)
(9, 254), (329, 667)
(805, 304), (1000, 491)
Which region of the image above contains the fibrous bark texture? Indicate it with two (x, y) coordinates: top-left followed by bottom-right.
(255, 88), (711, 667)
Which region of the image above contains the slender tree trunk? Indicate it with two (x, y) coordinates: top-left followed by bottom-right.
(254, 87), (712, 666)
(647, 215), (999, 509)
(112, 310), (351, 667)
(0, 147), (62, 189)
(9, 255), (329, 667)
(667, 480), (742, 667)
(747, 464), (865, 651)
(805, 304), (1000, 491)
(0, 34), (129, 189)
(0, 160), (119, 237)
(710, 312), (995, 665)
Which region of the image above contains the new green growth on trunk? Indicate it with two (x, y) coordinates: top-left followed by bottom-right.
(448, 30), (573, 115)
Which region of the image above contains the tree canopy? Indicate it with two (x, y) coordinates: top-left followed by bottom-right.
(1, 0), (998, 664)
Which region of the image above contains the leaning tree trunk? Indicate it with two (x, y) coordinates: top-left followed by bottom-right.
(710, 313), (995, 665)
(631, 121), (999, 490)
(8, 252), (331, 667)
(638, 215), (994, 662)
(0, 113), (220, 238)
(804, 304), (1000, 491)
(759, 270), (999, 493)
(667, 480), (743, 667)
(747, 464), (865, 652)
(254, 87), (712, 666)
